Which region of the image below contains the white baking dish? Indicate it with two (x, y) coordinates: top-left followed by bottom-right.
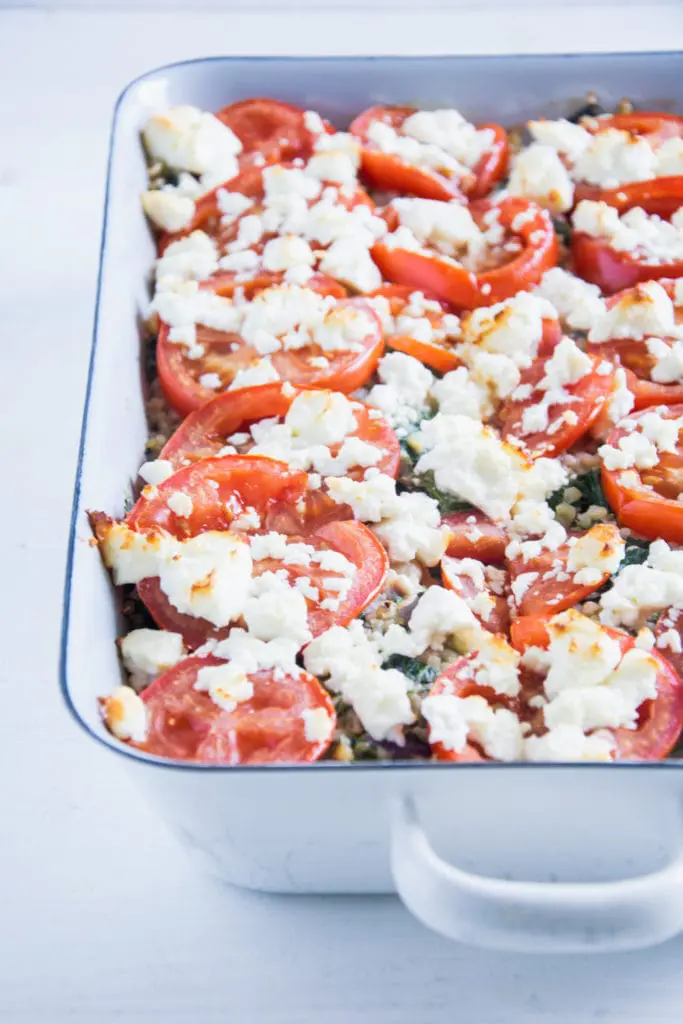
(61, 53), (683, 954)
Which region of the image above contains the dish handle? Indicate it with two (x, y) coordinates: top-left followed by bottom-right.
(391, 794), (683, 953)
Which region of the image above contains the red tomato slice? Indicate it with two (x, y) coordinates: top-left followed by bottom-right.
(135, 654), (336, 764)
(159, 383), (400, 479)
(349, 105), (508, 201)
(215, 98), (328, 164)
(655, 607), (683, 680)
(370, 284), (461, 372)
(507, 530), (613, 617)
(136, 518), (388, 649)
(612, 650), (683, 760)
(372, 197), (557, 310)
(442, 509), (508, 564)
(575, 176), (683, 220)
(440, 556), (509, 634)
(156, 292), (384, 416)
(585, 280), (683, 411)
(500, 352), (613, 458)
(601, 405), (683, 544)
(426, 658), (516, 762)
(124, 455), (387, 648)
(572, 231), (683, 295)
(158, 162), (373, 258)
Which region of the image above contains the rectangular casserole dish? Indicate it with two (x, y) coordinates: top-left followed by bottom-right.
(61, 53), (683, 954)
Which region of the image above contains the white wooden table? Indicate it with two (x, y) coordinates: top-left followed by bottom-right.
(4, 5), (683, 1021)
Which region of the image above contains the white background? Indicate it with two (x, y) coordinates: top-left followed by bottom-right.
(4, 5), (683, 1022)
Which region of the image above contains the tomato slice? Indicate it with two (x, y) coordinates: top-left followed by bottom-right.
(507, 533), (612, 617)
(370, 284), (461, 372)
(611, 650), (683, 760)
(442, 509), (508, 564)
(426, 658), (516, 762)
(136, 517), (388, 648)
(575, 176), (683, 220)
(159, 383), (401, 479)
(441, 556), (509, 634)
(135, 654), (336, 764)
(124, 455), (387, 648)
(156, 291), (384, 416)
(349, 105), (508, 201)
(585, 280), (683, 411)
(371, 197), (557, 310)
(601, 405), (683, 544)
(215, 98), (328, 164)
(655, 607), (683, 680)
(572, 231), (683, 295)
(500, 352), (613, 458)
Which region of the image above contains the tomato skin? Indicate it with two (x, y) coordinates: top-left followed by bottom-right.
(500, 353), (613, 458)
(156, 295), (385, 417)
(509, 614), (552, 652)
(136, 654), (336, 764)
(350, 106), (508, 201)
(215, 98), (325, 164)
(601, 406), (683, 544)
(442, 510), (507, 564)
(159, 383), (401, 479)
(440, 557), (509, 634)
(655, 607), (683, 680)
(372, 198), (557, 310)
(575, 176), (683, 219)
(507, 543), (610, 618)
(135, 517), (388, 649)
(572, 232), (683, 295)
(612, 651), (683, 760)
(370, 283), (461, 373)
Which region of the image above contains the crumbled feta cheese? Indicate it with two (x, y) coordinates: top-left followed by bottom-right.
(229, 358), (281, 390)
(566, 523), (625, 576)
(589, 280), (676, 343)
(261, 235), (315, 273)
(422, 693), (524, 761)
(576, 203), (683, 267)
(366, 352), (434, 433)
(120, 628), (186, 688)
(524, 724), (614, 762)
(534, 267), (606, 332)
(139, 459), (175, 487)
(103, 686), (148, 743)
(600, 539), (683, 627)
(155, 231), (218, 284)
(167, 492), (194, 518)
(141, 190), (195, 232)
(143, 105), (242, 183)
(318, 236), (383, 293)
(101, 523), (253, 628)
(194, 661), (254, 712)
(507, 143), (574, 213)
(301, 706), (335, 743)
(244, 571), (312, 645)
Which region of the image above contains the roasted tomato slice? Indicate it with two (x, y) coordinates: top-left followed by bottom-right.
(159, 383), (400, 479)
(349, 105), (508, 201)
(122, 455), (388, 648)
(442, 509), (508, 564)
(372, 197), (557, 309)
(370, 284), (462, 372)
(158, 161), (374, 258)
(499, 351), (614, 458)
(572, 230), (683, 296)
(440, 555), (509, 634)
(601, 405), (683, 544)
(509, 613), (683, 760)
(426, 657), (518, 762)
(507, 524), (623, 617)
(575, 176), (683, 220)
(586, 280), (683, 410)
(655, 607), (683, 680)
(156, 289), (384, 416)
(135, 654), (336, 764)
(215, 98), (329, 164)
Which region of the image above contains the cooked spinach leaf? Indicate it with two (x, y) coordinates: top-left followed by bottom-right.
(618, 538), (650, 573)
(568, 98), (605, 123)
(383, 654), (438, 690)
(549, 469), (606, 515)
(552, 216), (572, 247)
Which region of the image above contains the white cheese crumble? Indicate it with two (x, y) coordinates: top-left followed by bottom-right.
(103, 686), (149, 743)
(143, 105), (242, 188)
(600, 540), (683, 627)
(120, 629), (186, 689)
(194, 661), (254, 712)
(507, 143), (574, 213)
(301, 706), (335, 743)
(534, 267), (606, 332)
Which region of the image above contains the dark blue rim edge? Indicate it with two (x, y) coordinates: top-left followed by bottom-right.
(59, 52), (683, 774)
